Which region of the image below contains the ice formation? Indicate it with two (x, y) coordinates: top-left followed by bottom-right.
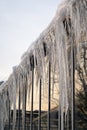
(0, 0), (87, 130)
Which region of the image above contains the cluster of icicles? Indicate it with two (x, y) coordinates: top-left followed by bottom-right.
(0, 0), (87, 130)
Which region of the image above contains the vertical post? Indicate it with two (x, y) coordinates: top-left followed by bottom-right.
(9, 99), (10, 130)
(71, 45), (75, 130)
(30, 68), (34, 130)
(48, 62), (51, 130)
(72, 48), (75, 130)
(38, 79), (41, 130)
(30, 55), (34, 130)
(24, 80), (27, 130)
(18, 86), (20, 130)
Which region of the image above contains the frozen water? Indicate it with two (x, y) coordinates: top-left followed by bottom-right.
(0, 0), (87, 130)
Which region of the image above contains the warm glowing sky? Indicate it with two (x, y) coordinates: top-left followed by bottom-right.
(0, 0), (62, 81)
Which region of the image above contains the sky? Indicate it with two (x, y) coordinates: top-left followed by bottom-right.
(0, 0), (61, 81)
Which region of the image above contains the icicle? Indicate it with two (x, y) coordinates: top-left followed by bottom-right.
(0, 94), (4, 130)
(12, 67), (17, 130)
(0, 0), (87, 130)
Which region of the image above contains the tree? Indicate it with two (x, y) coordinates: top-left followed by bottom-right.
(76, 42), (87, 128)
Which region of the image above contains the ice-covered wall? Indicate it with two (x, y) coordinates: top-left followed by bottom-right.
(0, 0), (87, 130)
